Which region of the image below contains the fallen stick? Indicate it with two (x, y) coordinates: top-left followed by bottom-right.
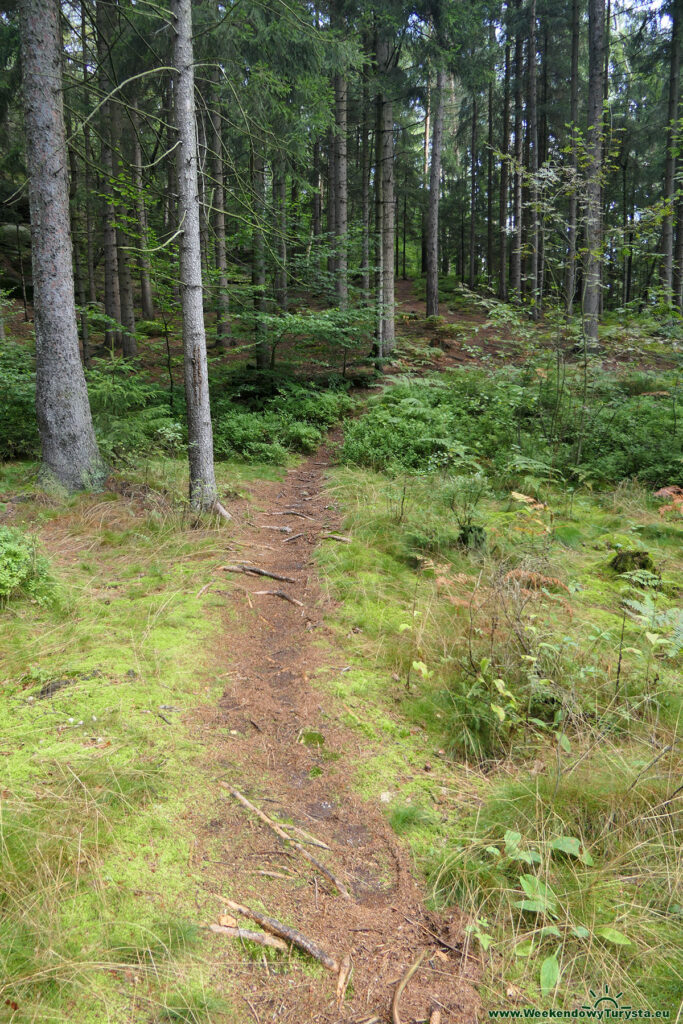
(224, 786), (351, 899)
(279, 822), (331, 850)
(225, 898), (339, 972)
(266, 510), (315, 521)
(391, 950), (428, 1024)
(283, 533), (304, 544)
(255, 525), (292, 533)
(430, 1010), (442, 1024)
(253, 590), (304, 607)
(220, 564), (297, 584)
(321, 533), (352, 543)
(196, 581), (214, 598)
(207, 924), (287, 951)
(213, 501), (233, 521)
(336, 954), (353, 1007)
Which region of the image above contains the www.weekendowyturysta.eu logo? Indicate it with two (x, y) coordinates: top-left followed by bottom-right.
(488, 985), (672, 1020)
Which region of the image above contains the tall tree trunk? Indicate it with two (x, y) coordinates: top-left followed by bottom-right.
(376, 35), (395, 356)
(583, 0), (605, 346)
(81, 1), (96, 306)
(426, 69), (445, 316)
(380, 66), (395, 353)
(274, 160), (287, 310)
(487, 24), (495, 284)
(661, 0), (681, 299)
(97, 0), (121, 349)
(327, 127), (337, 278)
(564, 0), (580, 314)
(499, 37), (510, 300)
(334, 69), (348, 307)
(18, 0), (103, 489)
(67, 140), (90, 365)
(312, 138), (321, 274)
(117, 223), (137, 357)
(511, 4), (523, 300)
(252, 152), (268, 370)
(469, 94), (478, 289)
(171, 0), (219, 511)
(132, 113), (155, 320)
(360, 77), (371, 303)
(527, 0), (539, 316)
(211, 80), (229, 347)
(675, 193), (683, 308)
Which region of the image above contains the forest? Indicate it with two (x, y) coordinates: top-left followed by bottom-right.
(0, 0), (681, 1021)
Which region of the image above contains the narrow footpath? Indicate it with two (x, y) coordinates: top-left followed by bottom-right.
(187, 442), (481, 1023)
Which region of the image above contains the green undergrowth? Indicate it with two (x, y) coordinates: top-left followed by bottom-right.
(0, 342), (356, 467)
(0, 458), (275, 1023)
(315, 458), (682, 1013)
(339, 366), (682, 486)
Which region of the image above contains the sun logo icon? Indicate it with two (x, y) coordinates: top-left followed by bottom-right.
(582, 985), (631, 1011)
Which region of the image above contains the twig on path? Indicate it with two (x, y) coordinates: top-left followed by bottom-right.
(224, 786), (351, 899)
(336, 954), (353, 1007)
(207, 923), (287, 950)
(266, 510), (315, 521)
(196, 581), (214, 597)
(225, 898), (339, 972)
(279, 822), (331, 850)
(213, 501), (233, 521)
(243, 996), (261, 1024)
(283, 533), (304, 544)
(391, 950), (428, 1024)
(321, 533), (352, 543)
(253, 589), (304, 607)
(219, 564), (297, 583)
(254, 524), (292, 533)
(430, 1010), (442, 1024)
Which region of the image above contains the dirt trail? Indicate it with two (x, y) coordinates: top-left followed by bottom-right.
(188, 442), (480, 1023)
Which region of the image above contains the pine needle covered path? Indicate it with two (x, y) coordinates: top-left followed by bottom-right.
(187, 440), (480, 1024)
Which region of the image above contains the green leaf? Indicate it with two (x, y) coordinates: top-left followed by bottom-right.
(570, 926), (590, 939)
(514, 898), (547, 914)
(556, 732), (572, 753)
(504, 830), (522, 847)
(540, 926), (562, 938)
(595, 926), (632, 946)
(540, 953), (560, 996)
(490, 703), (506, 721)
(550, 836), (581, 858)
(514, 939), (535, 957)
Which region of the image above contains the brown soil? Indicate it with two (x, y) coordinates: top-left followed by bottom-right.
(186, 442), (481, 1023)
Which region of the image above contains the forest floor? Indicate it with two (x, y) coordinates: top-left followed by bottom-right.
(1, 283), (681, 1023)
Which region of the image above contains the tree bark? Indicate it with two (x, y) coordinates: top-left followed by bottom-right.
(19, 0), (103, 489)
(564, 0), (580, 315)
(274, 160), (287, 310)
(117, 223), (137, 358)
(499, 37), (510, 300)
(171, 0), (218, 510)
(661, 0), (681, 299)
(469, 93), (478, 289)
(67, 141), (90, 365)
(511, 4), (523, 300)
(97, 0), (121, 349)
(426, 69), (445, 316)
(583, 0), (605, 346)
(527, 0), (539, 316)
(334, 68), (348, 307)
(132, 113), (155, 320)
(211, 78), (229, 347)
(360, 76), (371, 303)
(380, 65), (395, 353)
(252, 151), (268, 369)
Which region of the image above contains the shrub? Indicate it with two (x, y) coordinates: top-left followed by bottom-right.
(0, 526), (56, 606)
(339, 368), (682, 486)
(0, 343), (39, 459)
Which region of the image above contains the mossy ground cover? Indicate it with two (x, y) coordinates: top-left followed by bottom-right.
(0, 458), (286, 1024)
(314, 424), (682, 1011)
